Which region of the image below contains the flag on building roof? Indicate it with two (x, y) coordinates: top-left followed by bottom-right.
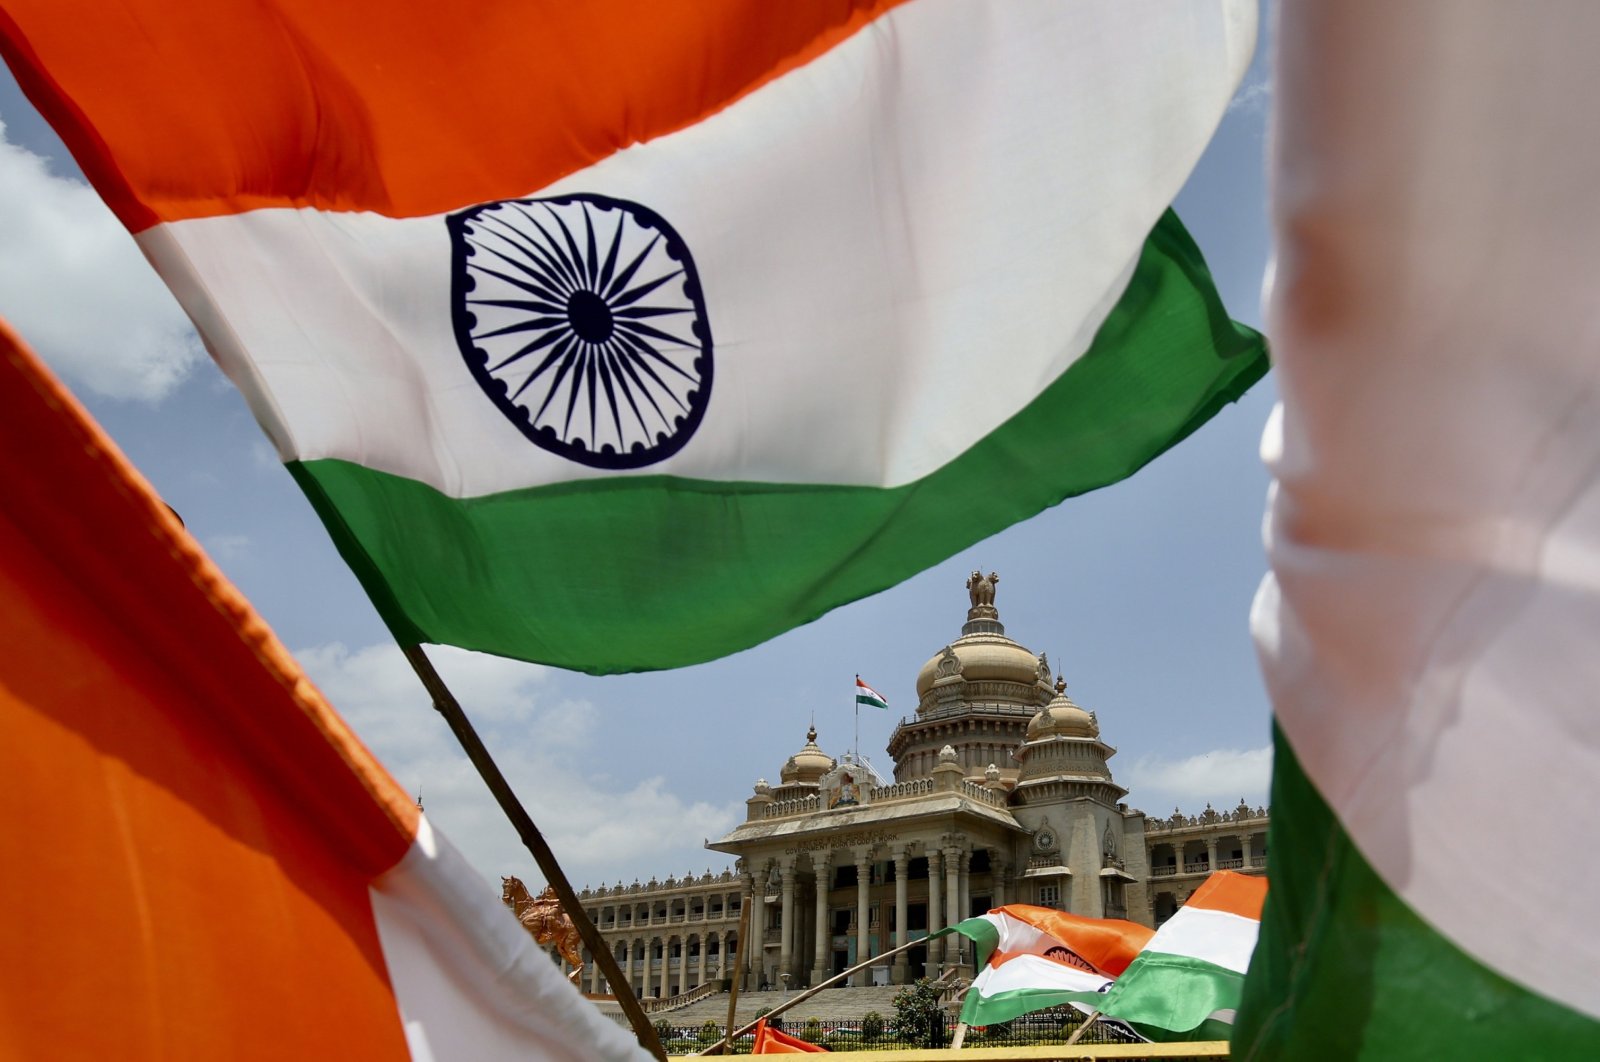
(1237, 2), (1600, 1057)
(751, 1017), (829, 1054)
(0, 319), (646, 1060)
(1095, 871), (1265, 1041)
(854, 676), (889, 711)
(0, 0), (1265, 675)
(939, 905), (1154, 1026)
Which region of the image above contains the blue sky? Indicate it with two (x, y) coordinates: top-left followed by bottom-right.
(0, 18), (1277, 891)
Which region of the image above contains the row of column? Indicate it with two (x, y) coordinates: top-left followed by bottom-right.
(574, 933), (737, 998)
(744, 841), (1013, 988)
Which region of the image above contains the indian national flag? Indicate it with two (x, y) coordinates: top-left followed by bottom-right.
(1096, 871), (1265, 1040)
(941, 905), (1153, 1026)
(854, 676), (889, 711)
(0, 0), (1265, 674)
(1239, 3), (1600, 1057)
(0, 322), (644, 1060)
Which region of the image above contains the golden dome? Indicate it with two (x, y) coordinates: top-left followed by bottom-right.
(1026, 677), (1098, 740)
(915, 631), (1042, 698)
(780, 726), (835, 784)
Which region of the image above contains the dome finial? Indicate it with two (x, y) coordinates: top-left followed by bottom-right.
(806, 724), (817, 743)
(1055, 675), (1066, 694)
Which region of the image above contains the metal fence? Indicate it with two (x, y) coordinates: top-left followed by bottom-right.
(654, 1007), (1147, 1054)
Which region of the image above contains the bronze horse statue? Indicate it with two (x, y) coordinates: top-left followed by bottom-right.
(501, 876), (584, 978)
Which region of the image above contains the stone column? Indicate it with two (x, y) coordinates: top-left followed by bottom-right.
(590, 947), (602, 994)
(811, 851), (832, 987)
(958, 849), (971, 922)
(658, 937), (671, 998)
(643, 938), (654, 999)
(739, 876), (758, 991)
(1206, 838), (1219, 871)
(943, 845), (961, 965)
(854, 849), (872, 986)
(892, 845), (910, 985)
(994, 858), (1009, 907)
(749, 868), (768, 989)
(925, 848), (943, 979)
(696, 934), (707, 989)
(778, 856), (797, 984)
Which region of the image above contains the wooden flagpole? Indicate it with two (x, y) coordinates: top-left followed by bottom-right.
(699, 895), (753, 1055)
(1064, 1008), (1102, 1045)
(401, 644), (666, 1062)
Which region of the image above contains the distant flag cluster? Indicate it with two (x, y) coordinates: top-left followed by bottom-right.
(1097, 870), (1266, 1041)
(854, 676), (889, 711)
(939, 905), (1153, 1026)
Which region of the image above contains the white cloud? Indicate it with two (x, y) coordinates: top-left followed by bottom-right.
(1126, 745), (1272, 815)
(204, 533), (251, 561)
(0, 119), (202, 401)
(294, 642), (741, 891)
(1227, 78), (1272, 117)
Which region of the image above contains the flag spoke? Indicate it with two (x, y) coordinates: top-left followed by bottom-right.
(489, 326), (567, 374)
(475, 215), (576, 297)
(603, 233), (662, 302)
(611, 268), (682, 309)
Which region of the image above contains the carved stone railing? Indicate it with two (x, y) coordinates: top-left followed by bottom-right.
(640, 980), (722, 1014)
(959, 780), (1007, 808)
(872, 778), (934, 801)
(1250, 855), (1267, 868)
(1217, 857), (1244, 870)
(1182, 861), (1211, 875)
(763, 795), (822, 819)
(579, 868), (741, 899)
(1150, 865), (1177, 877)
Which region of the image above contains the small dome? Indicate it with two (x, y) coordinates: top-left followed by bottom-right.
(1026, 677), (1098, 740)
(780, 726), (835, 784)
(752, 778), (770, 795)
(938, 744), (959, 764)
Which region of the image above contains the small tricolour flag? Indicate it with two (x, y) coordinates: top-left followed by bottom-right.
(854, 676), (889, 711)
(938, 905), (1153, 1026)
(1095, 871), (1265, 1041)
(0, 0), (1265, 674)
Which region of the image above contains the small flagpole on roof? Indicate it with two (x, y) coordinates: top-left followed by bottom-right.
(854, 674), (860, 762)
(401, 644), (667, 1062)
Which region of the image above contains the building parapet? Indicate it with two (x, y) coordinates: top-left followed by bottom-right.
(580, 868), (740, 899)
(1143, 800), (1269, 834)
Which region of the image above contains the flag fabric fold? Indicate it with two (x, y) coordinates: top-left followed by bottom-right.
(940, 905), (1154, 1026)
(0, 0), (1266, 673)
(1237, 1), (1600, 1057)
(751, 1017), (829, 1054)
(854, 676), (889, 711)
(0, 318), (646, 1059)
(1095, 871), (1265, 1040)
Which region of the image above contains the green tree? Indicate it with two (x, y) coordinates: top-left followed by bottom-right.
(891, 978), (948, 1048)
(861, 1011), (885, 1042)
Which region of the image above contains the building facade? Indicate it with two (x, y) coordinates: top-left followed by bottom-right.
(560, 575), (1267, 999)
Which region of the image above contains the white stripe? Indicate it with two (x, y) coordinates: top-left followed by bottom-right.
(367, 816), (649, 1061)
(1256, 0), (1600, 1021)
(1140, 907), (1259, 975)
(143, 0), (1253, 497)
(972, 954), (1111, 999)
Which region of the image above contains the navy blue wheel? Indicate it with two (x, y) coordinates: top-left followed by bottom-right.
(448, 193), (713, 469)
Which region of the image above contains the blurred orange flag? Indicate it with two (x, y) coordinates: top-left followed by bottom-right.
(752, 1017), (830, 1054)
(0, 318), (647, 1058)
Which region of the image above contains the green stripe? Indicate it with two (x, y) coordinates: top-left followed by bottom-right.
(288, 210), (1266, 673)
(940, 916), (1001, 964)
(1097, 952), (1243, 1036)
(856, 694), (889, 709)
(960, 986), (1107, 1027)
(1233, 726), (1600, 1059)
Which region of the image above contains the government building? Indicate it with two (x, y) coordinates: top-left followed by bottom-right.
(560, 575), (1268, 1000)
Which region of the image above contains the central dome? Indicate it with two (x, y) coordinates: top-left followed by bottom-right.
(914, 570), (1049, 700)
